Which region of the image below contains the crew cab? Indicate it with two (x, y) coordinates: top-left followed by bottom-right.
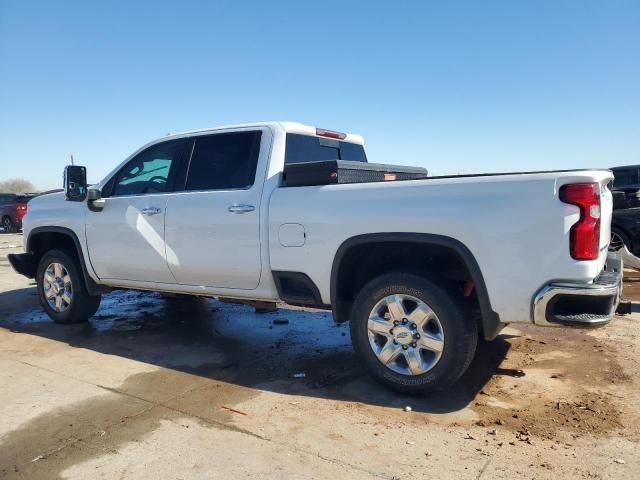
(8, 122), (622, 393)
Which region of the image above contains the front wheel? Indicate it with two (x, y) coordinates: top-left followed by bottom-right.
(350, 273), (477, 394)
(36, 249), (102, 324)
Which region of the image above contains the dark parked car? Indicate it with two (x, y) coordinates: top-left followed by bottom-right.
(0, 193), (36, 233)
(611, 165), (640, 190)
(611, 207), (640, 255)
(611, 165), (640, 209)
(609, 166), (640, 254)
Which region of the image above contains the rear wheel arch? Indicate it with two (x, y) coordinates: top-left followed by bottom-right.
(330, 233), (502, 340)
(27, 226), (106, 296)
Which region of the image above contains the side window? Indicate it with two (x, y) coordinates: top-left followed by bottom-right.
(111, 140), (187, 197)
(612, 168), (637, 188)
(185, 131), (262, 191)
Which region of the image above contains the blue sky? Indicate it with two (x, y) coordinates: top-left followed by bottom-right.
(1, 0), (638, 189)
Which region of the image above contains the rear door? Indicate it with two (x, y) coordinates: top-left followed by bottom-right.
(85, 139), (190, 283)
(164, 128), (270, 289)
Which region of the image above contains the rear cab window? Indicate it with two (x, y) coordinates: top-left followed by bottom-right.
(284, 133), (367, 164)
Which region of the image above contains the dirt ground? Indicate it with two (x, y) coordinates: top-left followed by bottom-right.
(0, 232), (639, 479)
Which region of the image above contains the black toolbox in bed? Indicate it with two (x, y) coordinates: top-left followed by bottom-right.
(283, 160), (428, 187)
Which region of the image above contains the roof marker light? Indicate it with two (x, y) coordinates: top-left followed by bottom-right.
(316, 128), (346, 140)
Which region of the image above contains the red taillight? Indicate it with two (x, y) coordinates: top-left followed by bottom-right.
(16, 204), (28, 222)
(316, 128), (347, 140)
(559, 183), (601, 260)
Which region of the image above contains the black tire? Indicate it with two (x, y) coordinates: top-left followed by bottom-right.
(610, 227), (632, 252)
(2, 216), (16, 233)
(350, 272), (477, 394)
(36, 249), (102, 324)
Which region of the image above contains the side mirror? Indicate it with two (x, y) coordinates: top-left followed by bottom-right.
(63, 165), (87, 201)
(87, 188), (101, 201)
(87, 187), (106, 212)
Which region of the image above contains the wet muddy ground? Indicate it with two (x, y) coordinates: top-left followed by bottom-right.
(1, 233), (639, 479)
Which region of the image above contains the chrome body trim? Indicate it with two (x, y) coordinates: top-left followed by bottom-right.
(532, 253), (623, 327)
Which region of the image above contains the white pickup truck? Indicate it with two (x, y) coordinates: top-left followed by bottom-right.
(9, 121), (623, 393)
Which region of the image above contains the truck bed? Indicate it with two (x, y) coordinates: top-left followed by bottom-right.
(269, 168), (614, 324)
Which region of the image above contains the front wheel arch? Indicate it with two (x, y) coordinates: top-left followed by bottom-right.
(27, 227), (107, 296)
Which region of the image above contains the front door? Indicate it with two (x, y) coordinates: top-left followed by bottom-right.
(164, 129), (267, 289)
(86, 139), (189, 283)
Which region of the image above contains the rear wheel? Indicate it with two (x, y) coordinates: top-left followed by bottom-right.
(350, 273), (477, 394)
(36, 249), (101, 324)
(2, 216), (15, 233)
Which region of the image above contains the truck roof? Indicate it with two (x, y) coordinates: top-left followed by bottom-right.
(165, 121), (365, 145)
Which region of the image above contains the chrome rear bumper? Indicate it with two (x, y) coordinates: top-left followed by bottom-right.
(533, 253), (623, 327)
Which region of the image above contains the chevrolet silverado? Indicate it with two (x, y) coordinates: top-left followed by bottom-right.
(8, 122), (622, 393)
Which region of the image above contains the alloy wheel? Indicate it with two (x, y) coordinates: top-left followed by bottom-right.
(43, 262), (73, 312)
(367, 293), (445, 376)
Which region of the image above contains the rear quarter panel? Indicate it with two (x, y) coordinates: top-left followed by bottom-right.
(268, 170), (613, 323)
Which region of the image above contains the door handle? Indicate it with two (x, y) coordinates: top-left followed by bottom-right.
(227, 204), (255, 214)
(141, 207), (161, 216)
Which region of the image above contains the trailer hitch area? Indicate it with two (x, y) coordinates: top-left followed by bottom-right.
(616, 301), (633, 316)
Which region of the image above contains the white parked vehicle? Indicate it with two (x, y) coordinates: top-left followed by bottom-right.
(9, 122), (623, 393)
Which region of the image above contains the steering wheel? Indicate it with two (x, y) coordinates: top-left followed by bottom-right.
(146, 176), (167, 193)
